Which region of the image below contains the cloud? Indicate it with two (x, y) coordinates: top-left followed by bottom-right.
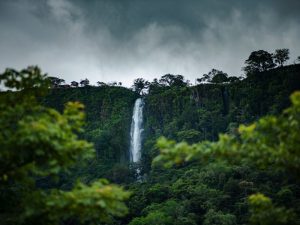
(0, 0), (299, 87)
(46, 0), (79, 22)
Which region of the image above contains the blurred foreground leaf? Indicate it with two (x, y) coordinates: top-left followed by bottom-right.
(0, 67), (129, 225)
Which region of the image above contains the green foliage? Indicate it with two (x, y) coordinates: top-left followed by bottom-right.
(120, 65), (300, 225)
(124, 161), (263, 224)
(129, 199), (196, 225)
(16, 63), (300, 225)
(43, 82), (138, 184)
(248, 193), (296, 225)
(176, 129), (202, 143)
(153, 91), (300, 224)
(0, 67), (130, 225)
(0, 66), (49, 91)
(244, 50), (275, 74)
(129, 211), (172, 225)
(203, 209), (237, 225)
(153, 92), (300, 175)
(0, 67), (93, 182)
(142, 65), (300, 174)
(25, 180), (130, 225)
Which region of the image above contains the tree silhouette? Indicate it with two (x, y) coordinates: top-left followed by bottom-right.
(97, 81), (106, 86)
(71, 81), (79, 87)
(274, 49), (290, 67)
(48, 76), (65, 87)
(159, 74), (186, 87)
(132, 78), (150, 94)
(243, 50), (275, 74)
(80, 78), (90, 87)
(197, 69), (228, 83)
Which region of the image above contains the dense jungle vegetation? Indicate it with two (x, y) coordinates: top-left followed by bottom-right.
(1, 49), (300, 225)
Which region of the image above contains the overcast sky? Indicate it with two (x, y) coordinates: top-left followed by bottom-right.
(0, 0), (299, 86)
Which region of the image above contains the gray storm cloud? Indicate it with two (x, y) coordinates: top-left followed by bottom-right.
(0, 0), (299, 86)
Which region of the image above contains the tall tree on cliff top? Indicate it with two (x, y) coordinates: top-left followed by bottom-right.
(159, 74), (187, 87)
(80, 78), (90, 87)
(274, 49), (290, 67)
(243, 50), (275, 74)
(132, 78), (150, 94)
(197, 69), (228, 83)
(48, 76), (65, 88)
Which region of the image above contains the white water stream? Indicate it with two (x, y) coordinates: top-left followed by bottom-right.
(129, 98), (144, 162)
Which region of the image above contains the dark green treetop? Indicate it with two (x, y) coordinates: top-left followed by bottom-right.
(244, 50), (275, 74)
(274, 49), (290, 67)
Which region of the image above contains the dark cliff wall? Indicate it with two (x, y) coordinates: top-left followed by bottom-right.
(141, 64), (300, 172)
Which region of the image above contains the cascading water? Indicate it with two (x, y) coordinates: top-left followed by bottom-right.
(129, 98), (144, 162)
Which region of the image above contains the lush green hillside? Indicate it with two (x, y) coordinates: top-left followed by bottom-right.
(122, 65), (300, 225)
(141, 64), (300, 172)
(43, 86), (138, 184)
(41, 64), (300, 225)
(42, 65), (300, 180)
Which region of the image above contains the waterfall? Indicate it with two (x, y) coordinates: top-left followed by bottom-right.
(129, 98), (144, 162)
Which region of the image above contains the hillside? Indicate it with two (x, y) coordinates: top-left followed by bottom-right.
(43, 86), (137, 184)
(123, 65), (300, 225)
(41, 64), (300, 224)
(141, 64), (300, 172)
(42, 64), (300, 182)
(1, 64), (300, 225)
